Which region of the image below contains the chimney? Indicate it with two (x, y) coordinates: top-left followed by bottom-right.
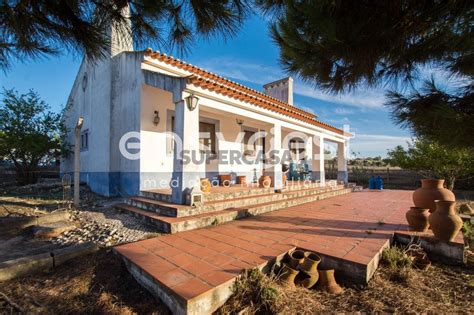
(263, 77), (293, 105)
(108, 5), (134, 57)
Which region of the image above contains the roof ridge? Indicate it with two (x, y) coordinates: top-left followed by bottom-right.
(144, 49), (314, 118)
(143, 49), (349, 136)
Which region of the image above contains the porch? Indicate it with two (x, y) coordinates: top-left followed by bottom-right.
(139, 82), (350, 205)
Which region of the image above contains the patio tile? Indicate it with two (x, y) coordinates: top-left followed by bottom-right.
(172, 278), (212, 300)
(181, 259), (218, 277)
(199, 270), (235, 286)
(159, 268), (194, 288)
(115, 190), (423, 307)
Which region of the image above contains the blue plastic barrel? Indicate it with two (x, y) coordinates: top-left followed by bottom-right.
(369, 176), (376, 189)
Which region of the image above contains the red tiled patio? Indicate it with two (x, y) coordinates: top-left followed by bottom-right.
(114, 190), (465, 314)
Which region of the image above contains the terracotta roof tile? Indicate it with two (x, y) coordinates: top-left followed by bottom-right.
(143, 49), (349, 136)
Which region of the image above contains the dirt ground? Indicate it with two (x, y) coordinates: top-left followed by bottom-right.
(220, 262), (474, 314)
(0, 250), (170, 314)
(1, 249), (471, 314)
(1, 182), (473, 314)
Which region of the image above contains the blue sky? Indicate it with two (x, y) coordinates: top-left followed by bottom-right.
(0, 14), (413, 157)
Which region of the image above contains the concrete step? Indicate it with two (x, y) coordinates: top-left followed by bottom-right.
(116, 187), (352, 234)
(128, 185), (346, 218)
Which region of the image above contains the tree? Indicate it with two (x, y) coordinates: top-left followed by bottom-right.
(387, 138), (474, 190)
(260, 0), (474, 148)
(0, 89), (69, 185)
(0, 0), (250, 70)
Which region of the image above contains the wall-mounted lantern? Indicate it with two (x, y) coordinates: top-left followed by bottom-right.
(185, 94), (199, 111)
(153, 110), (160, 126)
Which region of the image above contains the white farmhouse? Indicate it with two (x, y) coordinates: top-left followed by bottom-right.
(61, 29), (351, 205)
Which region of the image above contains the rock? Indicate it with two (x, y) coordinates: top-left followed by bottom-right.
(33, 222), (76, 239)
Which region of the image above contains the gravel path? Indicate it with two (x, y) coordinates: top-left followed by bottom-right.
(52, 204), (159, 247)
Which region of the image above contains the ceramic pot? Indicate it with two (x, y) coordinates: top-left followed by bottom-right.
(413, 179), (455, 213)
(429, 200), (463, 242)
(288, 249), (305, 269)
(298, 252), (321, 274)
(200, 178), (211, 193)
(219, 174), (232, 187)
(317, 269), (343, 294)
(278, 263), (298, 287)
(236, 175), (247, 186)
(295, 271), (319, 289)
(405, 207), (430, 232)
(259, 175), (272, 188)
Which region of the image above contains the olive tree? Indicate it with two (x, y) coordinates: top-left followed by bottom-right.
(0, 89), (69, 185)
(387, 138), (474, 190)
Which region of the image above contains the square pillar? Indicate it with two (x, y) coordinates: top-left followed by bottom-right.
(171, 100), (202, 204)
(305, 135), (313, 180)
(312, 136), (325, 185)
(270, 123), (283, 190)
(337, 141), (348, 184)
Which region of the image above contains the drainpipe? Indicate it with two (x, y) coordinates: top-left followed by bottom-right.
(74, 117), (84, 207)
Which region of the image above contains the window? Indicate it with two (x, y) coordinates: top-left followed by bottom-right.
(243, 129), (257, 156)
(199, 122), (216, 154)
(80, 130), (89, 151)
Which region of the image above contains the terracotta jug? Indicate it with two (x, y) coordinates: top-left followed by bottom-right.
(200, 178), (211, 193)
(317, 269), (343, 294)
(429, 200), (463, 242)
(413, 179), (455, 213)
(295, 271), (319, 289)
(278, 263), (299, 287)
(259, 175), (272, 188)
(299, 252), (321, 274)
(405, 207), (430, 232)
(288, 249), (305, 269)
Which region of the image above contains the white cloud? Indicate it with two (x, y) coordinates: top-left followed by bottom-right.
(294, 85), (386, 109)
(334, 107), (355, 115)
(348, 134), (412, 157)
(194, 57), (387, 110)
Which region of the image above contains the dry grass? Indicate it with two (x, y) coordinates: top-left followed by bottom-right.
(218, 263), (474, 314)
(0, 249), (170, 314)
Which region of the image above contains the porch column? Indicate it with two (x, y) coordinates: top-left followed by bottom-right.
(312, 136), (325, 185)
(337, 141), (348, 184)
(270, 123), (283, 190)
(305, 135), (313, 180)
(171, 99), (201, 204)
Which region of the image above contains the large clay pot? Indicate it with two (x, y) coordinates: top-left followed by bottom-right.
(288, 249), (305, 269)
(317, 269), (343, 294)
(429, 200), (463, 242)
(413, 179), (455, 213)
(200, 178), (211, 193)
(405, 207), (430, 232)
(299, 252), (321, 274)
(259, 175), (272, 188)
(278, 263), (298, 287)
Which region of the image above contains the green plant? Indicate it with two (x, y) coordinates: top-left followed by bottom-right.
(462, 222), (473, 242)
(0, 89), (70, 185)
(387, 138), (474, 190)
(262, 1), (473, 149)
(382, 246), (413, 269)
(218, 268), (282, 314)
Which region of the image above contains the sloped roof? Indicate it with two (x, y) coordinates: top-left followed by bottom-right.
(144, 49), (349, 136)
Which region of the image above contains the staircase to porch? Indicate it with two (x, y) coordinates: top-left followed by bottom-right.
(115, 182), (353, 233)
